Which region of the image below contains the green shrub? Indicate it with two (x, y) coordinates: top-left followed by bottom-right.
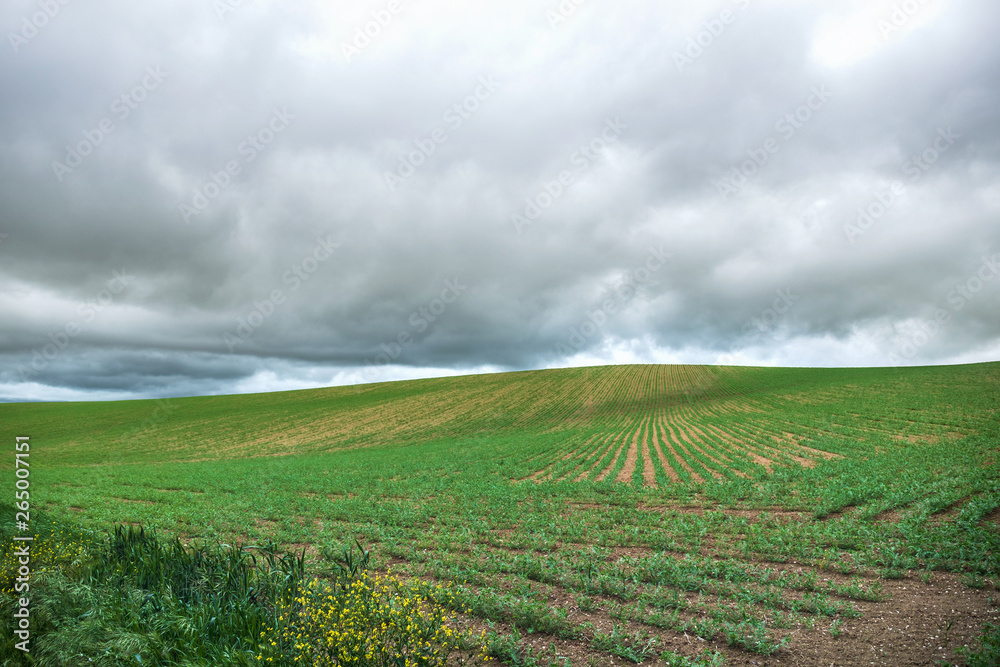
(0, 509), (483, 666)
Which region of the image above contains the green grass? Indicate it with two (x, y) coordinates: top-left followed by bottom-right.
(0, 508), (484, 665)
(2, 362), (999, 664)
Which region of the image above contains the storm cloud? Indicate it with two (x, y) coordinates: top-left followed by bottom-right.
(2, 0), (999, 401)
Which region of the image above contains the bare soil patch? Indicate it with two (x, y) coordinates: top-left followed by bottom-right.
(593, 435), (628, 482)
(982, 505), (1000, 528)
(639, 440), (658, 487)
(614, 426), (642, 484)
(253, 517), (280, 532)
(769, 574), (998, 666)
(658, 417), (707, 482)
(605, 545), (655, 562)
(870, 508), (903, 524)
(779, 433), (841, 461)
(427, 569), (998, 666)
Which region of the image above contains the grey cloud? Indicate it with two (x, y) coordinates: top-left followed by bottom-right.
(1, 0), (999, 401)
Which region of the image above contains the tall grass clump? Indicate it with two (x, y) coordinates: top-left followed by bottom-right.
(0, 519), (304, 665)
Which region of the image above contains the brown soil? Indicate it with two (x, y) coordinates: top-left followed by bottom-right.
(615, 425), (642, 484)
(648, 422), (681, 483)
(743, 450), (775, 473)
(674, 416), (747, 477)
(594, 435), (628, 482)
(605, 545), (655, 561)
(439, 570), (998, 667)
(575, 433), (621, 482)
(768, 574), (998, 666)
(253, 517), (280, 531)
(701, 422), (776, 473)
(658, 417), (707, 482)
(560, 434), (599, 462)
(639, 427), (658, 488)
(779, 433), (841, 461)
(870, 508), (903, 524)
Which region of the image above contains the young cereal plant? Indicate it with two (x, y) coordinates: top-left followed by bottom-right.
(957, 621), (1000, 667)
(879, 567), (906, 580)
(825, 577), (886, 602)
(684, 617), (719, 640)
(591, 626), (660, 664)
(962, 572), (987, 589)
(488, 634), (570, 667)
(660, 649), (726, 667)
(723, 619), (789, 655)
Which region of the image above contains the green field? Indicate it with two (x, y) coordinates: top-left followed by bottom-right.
(3, 363), (1000, 665)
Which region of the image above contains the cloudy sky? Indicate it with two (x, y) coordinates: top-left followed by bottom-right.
(1, 0), (998, 402)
